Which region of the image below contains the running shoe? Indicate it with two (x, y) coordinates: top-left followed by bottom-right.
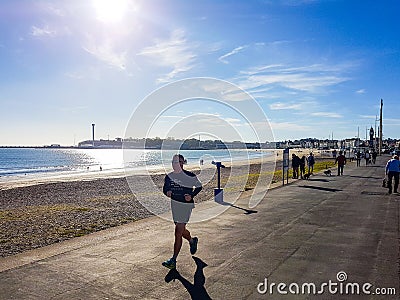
(190, 237), (198, 255)
(162, 258), (176, 269)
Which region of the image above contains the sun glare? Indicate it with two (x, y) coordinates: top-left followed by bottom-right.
(93, 0), (129, 22)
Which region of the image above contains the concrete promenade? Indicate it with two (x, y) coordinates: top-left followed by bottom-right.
(0, 155), (399, 299)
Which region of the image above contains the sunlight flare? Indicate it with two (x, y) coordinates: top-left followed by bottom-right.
(92, 0), (129, 22)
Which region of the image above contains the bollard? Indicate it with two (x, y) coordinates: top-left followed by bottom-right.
(212, 161), (225, 202)
(214, 188), (223, 203)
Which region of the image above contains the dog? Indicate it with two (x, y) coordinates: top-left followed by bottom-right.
(324, 169), (332, 176)
(303, 173), (311, 180)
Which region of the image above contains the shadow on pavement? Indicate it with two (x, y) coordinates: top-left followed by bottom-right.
(165, 256), (212, 300)
(307, 178), (330, 182)
(360, 191), (389, 196)
(298, 185), (342, 192)
(349, 175), (383, 180)
(217, 200), (258, 215)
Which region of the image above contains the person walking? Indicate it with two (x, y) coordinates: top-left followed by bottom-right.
(307, 152), (315, 175)
(291, 153), (300, 179)
(365, 151), (371, 166)
(162, 154), (203, 269)
(299, 155), (306, 179)
(371, 150), (377, 164)
(332, 149), (337, 159)
(385, 155), (400, 194)
(355, 151), (361, 167)
(335, 151), (346, 176)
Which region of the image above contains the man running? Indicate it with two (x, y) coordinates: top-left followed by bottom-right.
(162, 154), (203, 269)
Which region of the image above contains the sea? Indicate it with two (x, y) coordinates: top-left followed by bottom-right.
(0, 148), (272, 184)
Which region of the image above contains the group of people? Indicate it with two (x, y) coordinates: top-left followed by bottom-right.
(291, 152), (315, 179)
(331, 149), (399, 194)
(354, 150), (377, 167)
(292, 149), (384, 178)
(290, 150), (351, 177)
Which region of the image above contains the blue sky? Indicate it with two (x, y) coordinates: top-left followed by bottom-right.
(0, 0), (399, 146)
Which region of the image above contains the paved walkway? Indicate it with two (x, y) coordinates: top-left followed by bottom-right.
(0, 155), (399, 299)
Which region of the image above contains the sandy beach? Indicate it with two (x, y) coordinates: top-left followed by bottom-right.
(0, 149), (335, 257)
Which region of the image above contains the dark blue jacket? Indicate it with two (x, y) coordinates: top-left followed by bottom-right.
(163, 170), (202, 203)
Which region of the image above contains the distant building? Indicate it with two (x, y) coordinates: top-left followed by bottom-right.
(78, 139), (122, 148)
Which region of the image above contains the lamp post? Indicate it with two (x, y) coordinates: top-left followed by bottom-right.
(379, 99), (383, 155)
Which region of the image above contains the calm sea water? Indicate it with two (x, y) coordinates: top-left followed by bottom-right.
(0, 148), (271, 181)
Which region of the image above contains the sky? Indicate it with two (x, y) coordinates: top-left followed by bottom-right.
(0, 0), (399, 146)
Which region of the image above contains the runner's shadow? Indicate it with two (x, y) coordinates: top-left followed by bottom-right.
(165, 256), (212, 300)
(217, 200), (257, 214)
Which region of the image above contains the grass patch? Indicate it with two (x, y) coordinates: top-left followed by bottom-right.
(242, 160), (337, 190)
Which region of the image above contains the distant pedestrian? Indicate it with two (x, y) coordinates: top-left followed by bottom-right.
(335, 151), (346, 176)
(300, 155), (306, 179)
(371, 150), (377, 164)
(307, 153), (315, 174)
(385, 155), (400, 194)
(162, 154), (203, 269)
(332, 150), (337, 159)
(291, 154), (300, 179)
(365, 151), (371, 165)
(355, 151), (361, 167)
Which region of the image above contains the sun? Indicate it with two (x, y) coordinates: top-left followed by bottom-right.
(92, 0), (129, 23)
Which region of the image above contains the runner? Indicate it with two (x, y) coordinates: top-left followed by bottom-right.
(162, 154), (203, 269)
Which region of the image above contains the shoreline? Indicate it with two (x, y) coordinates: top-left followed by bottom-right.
(0, 149), (276, 191)
(0, 148), (337, 191)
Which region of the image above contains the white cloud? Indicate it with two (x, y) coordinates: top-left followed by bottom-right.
(311, 112), (343, 118)
(359, 115), (377, 119)
(138, 29), (197, 83)
(218, 45), (248, 64)
(385, 118), (400, 125)
(269, 102), (303, 110)
(270, 121), (310, 131)
(356, 89), (366, 94)
(39, 2), (65, 17)
(83, 37), (127, 70)
(30, 25), (57, 38)
(236, 63), (351, 94)
(240, 64), (284, 76)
